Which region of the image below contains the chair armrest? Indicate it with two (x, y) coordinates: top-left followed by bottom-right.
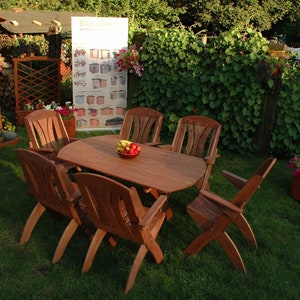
(65, 191), (82, 203)
(140, 194), (168, 227)
(200, 190), (243, 213)
(222, 170), (247, 189)
(28, 147), (55, 154)
(204, 152), (220, 165)
(145, 142), (163, 147)
(157, 144), (172, 151)
(69, 138), (80, 143)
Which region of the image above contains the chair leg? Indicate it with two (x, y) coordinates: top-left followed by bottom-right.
(125, 244), (148, 294)
(52, 219), (79, 264)
(19, 203), (46, 245)
(234, 214), (258, 248)
(82, 228), (106, 273)
(184, 228), (219, 255)
(216, 232), (246, 272)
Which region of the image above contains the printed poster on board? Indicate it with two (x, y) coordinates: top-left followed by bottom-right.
(71, 17), (128, 130)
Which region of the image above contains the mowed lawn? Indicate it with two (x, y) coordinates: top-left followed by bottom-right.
(1, 126), (300, 299)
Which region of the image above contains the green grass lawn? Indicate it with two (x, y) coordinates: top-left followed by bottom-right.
(1, 126), (300, 299)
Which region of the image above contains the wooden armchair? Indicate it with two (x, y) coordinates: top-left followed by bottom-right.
(24, 110), (78, 170)
(119, 107), (163, 146)
(150, 115), (222, 218)
(222, 157), (277, 248)
(184, 158), (277, 272)
(15, 149), (93, 264)
(160, 115), (222, 191)
(74, 172), (168, 294)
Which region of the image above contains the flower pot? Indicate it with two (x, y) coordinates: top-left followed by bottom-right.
(16, 110), (34, 125)
(290, 176), (300, 202)
(63, 116), (76, 138)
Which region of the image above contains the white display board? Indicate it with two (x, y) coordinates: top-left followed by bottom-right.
(71, 17), (128, 130)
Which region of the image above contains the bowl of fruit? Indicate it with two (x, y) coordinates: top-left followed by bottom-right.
(116, 140), (141, 159)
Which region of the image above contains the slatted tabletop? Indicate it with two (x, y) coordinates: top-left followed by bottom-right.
(57, 135), (206, 194)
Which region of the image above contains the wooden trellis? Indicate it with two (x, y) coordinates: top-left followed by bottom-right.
(13, 56), (61, 124)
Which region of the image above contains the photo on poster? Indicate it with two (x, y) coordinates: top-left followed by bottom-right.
(71, 17), (128, 130)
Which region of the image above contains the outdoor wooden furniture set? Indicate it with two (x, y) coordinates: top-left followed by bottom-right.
(17, 107), (276, 293)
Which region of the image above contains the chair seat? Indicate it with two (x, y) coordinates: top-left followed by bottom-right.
(187, 194), (222, 227)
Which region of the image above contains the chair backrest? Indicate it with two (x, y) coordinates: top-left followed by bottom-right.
(25, 110), (70, 152)
(15, 148), (78, 219)
(74, 172), (153, 244)
(171, 115), (221, 157)
(119, 107), (163, 144)
(223, 157), (277, 190)
(230, 174), (264, 210)
(254, 157), (277, 178)
(230, 158), (277, 209)
(171, 115), (222, 190)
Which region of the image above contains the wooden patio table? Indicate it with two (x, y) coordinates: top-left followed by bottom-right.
(57, 135), (206, 194)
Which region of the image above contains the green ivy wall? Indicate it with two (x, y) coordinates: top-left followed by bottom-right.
(130, 27), (300, 157)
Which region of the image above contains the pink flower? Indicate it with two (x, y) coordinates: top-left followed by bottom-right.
(289, 156), (300, 177)
(116, 44), (144, 77)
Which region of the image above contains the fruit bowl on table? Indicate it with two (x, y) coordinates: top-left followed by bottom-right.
(116, 140), (141, 159)
(116, 151), (140, 159)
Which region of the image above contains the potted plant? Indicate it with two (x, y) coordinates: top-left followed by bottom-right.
(45, 101), (78, 137)
(289, 155), (300, 202)
(0, 113), (20, 148)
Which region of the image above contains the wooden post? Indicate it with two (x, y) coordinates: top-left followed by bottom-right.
(47, 21), (62, 59)
(255, 72), (282, 156)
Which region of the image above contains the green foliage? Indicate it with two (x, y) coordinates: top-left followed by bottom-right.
(0, 35), (48, 64)
(172, 0), (300, 34)
(132, 27), (274, 153)
(60, 77), (73, 103)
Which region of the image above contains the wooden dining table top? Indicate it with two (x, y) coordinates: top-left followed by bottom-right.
(57, 135), (207, 194)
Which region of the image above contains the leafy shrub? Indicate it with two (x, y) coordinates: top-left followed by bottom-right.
(132, 27), (272, 153)
(270, 59), (300, 157)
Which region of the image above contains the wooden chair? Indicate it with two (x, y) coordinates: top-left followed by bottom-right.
(152, 115), (222, 218)
(24, 109), (78, 170)
(222, 157), (277, 248)
(184, 158), (277, 272)
(15, 148), (93, 264)
(119, 107), (163, 145)
(160, 115), (222, 191)
(74, 172), (168, 294)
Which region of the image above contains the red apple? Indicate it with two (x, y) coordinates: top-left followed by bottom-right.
(129, 143), (137, 150)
